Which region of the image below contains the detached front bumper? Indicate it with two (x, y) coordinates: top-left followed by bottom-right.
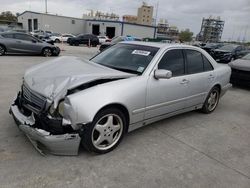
(9, 105), (81, 156)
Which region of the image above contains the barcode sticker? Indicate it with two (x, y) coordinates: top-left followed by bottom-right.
(132, 50), (151, 56)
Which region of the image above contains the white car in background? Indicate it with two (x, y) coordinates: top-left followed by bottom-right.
(98, 36), (110, 44)
(50, 34), (75, 43)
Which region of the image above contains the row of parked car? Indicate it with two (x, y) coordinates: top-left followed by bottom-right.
(199, 43), (250, 63)
(197, 42), (250, 87)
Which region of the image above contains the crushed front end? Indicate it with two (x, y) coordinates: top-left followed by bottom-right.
(9, 83), (81, 155)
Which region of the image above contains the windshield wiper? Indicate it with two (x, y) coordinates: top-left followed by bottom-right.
(99, 64), (141, 75)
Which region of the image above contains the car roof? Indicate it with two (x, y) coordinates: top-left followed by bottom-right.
(120, 41), (200, 50)
(0, 32), (29, 35)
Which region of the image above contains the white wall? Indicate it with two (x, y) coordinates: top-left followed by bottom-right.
(122, 23), (155, 38)
(85, 20), (122, 37)
(18, 12), (84, 35)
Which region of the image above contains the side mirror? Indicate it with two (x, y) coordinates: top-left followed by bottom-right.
(154, 69), (172, 79)
(32, 39), (37, 43)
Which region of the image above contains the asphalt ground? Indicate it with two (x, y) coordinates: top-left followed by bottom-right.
(0, 44), (249, 188)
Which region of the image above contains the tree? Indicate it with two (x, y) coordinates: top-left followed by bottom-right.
(179, 29), (193, 42)
(0, 11), (17, 22)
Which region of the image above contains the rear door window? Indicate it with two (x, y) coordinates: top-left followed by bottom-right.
(2, 34), (14, 39)
(185, 50), (204, 74)
(202, 55), (214, 71)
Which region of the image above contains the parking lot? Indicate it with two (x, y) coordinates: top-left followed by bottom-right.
(0, 45), (250, 188)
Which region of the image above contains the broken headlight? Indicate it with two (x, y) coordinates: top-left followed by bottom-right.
(49, 101), (64, 116)
(58, 101), (64, 116)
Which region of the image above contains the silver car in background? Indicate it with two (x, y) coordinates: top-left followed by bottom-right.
(0, 32), (60, 56)
(9, 41), (231, 155)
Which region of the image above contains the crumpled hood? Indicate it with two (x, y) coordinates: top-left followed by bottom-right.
(24, 56), (133, 104)
(229, 59), (250, 71)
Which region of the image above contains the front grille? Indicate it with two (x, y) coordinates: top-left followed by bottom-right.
(22, 83), (47, 113)
(214, 52), (226, 59)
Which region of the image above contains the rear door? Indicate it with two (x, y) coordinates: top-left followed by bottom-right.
(184, 49), (215, 106)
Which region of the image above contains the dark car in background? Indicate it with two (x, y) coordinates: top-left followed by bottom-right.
(212, 44), (249, 63)
(0, 32), (60, 56)
(67, 34), (99, 46)
(201, 43), (224, 55)
(229, 53), (250, 87)
(99, 36), (142, 51)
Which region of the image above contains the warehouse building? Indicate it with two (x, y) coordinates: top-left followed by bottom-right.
(17, 11), (157, 39)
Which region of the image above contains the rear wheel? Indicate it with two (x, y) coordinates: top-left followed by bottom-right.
(74, 41), (79, 46)
(42, 48), (52, 57)
(201, 87), (220, 113)
(81, 108), (127, 154)
(55, 39), (60, 43)
(0, 45), (6, 56)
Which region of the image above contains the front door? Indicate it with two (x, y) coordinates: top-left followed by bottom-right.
(13, 33), (41, 53)
(145, 49), (189, 119)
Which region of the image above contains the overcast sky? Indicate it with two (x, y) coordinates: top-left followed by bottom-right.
(0, 0), (249, 41)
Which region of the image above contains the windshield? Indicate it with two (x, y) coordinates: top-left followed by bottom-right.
(242, 53), (250, 60)
(218, 45), (238, 51)
(91, 43), (159, 75)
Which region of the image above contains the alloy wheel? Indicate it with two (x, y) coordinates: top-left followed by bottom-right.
(43, 48), (52, 57)
(207, 90), (219, 112)
(91, 114), (123, 151)
(0, 46), (5, 55)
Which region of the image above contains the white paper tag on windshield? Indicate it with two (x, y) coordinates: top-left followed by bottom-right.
(137, 66), (145, 73)
(132, 50), (151, 56)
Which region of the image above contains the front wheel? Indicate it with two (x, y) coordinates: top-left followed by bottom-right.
(42, 48), (52, 57)
(0, 45), (6, 56)
(81, 108), (127, 154)
(201, 87), (220, 113)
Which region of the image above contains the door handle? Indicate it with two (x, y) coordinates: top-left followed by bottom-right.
(16, 41), (22, 43)
(180, 79), (189, 84)
(208, 74), (215, 79)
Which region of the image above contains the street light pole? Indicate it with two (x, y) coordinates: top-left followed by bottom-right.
(45, 0), (48, 13)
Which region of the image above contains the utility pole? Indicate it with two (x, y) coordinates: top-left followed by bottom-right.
(155, 1), (159, 26)
(45, 0), (48, 13)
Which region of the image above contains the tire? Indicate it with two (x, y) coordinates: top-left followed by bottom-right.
(0, 45), (6, 56)
(92, 42), (97, 47)
(42, 48), (52, 57)
(75, 42), (79, 46)
(81, 108), (127, 154)
(201, 87), (220, 114)
(55, 39), (60, 43)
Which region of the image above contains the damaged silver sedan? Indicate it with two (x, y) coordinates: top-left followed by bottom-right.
(10, 41), (232, 155)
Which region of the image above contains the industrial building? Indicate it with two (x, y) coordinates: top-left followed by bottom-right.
(121, 2), (154, 26)
(196, 16), (224, 42)
(17, 11), (157, 39)
(136, 2), (154, 26)
(156, 19), (179, 41)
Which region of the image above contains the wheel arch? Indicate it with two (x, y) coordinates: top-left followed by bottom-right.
(213, 84), (221, 94)
(0, 43), (7, 51)
(41, 46), (52, 54)
(95, 103), (130, 132)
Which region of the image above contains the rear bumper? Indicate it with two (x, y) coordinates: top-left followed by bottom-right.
(9, 105), (81, 156)
(230, 69), (250, 87)
(221, 83), (232, 97)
